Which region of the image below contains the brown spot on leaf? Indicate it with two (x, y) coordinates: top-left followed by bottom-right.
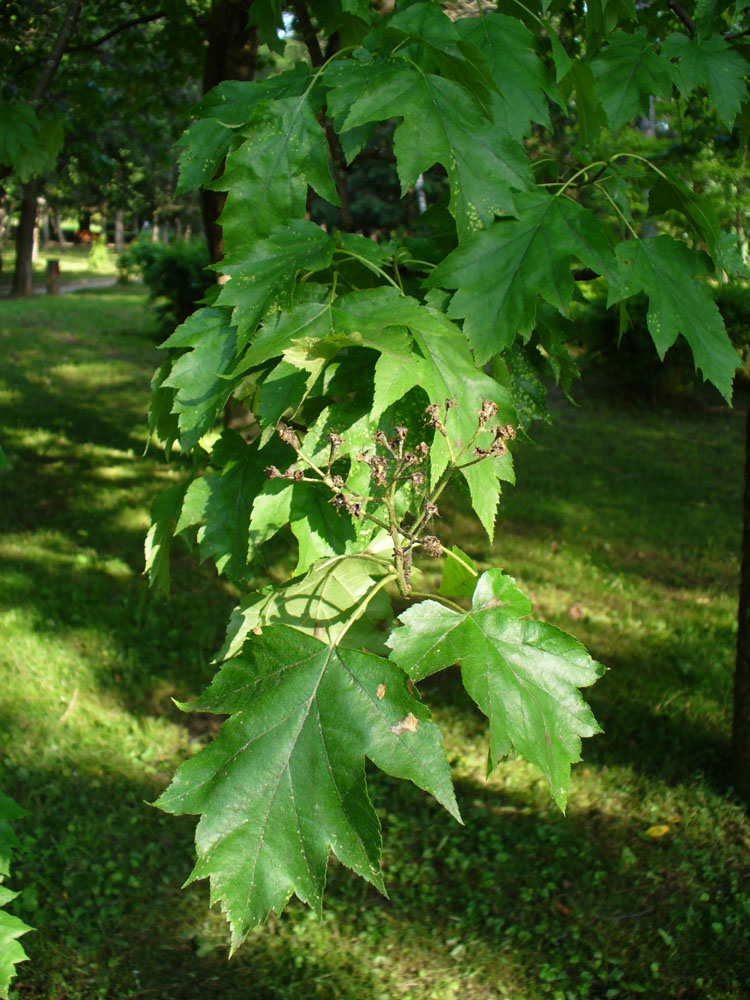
(377, 683), (386, 700)
(390, 712), (419, 735)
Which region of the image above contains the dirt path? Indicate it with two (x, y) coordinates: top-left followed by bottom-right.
(34, 276), (120, 295)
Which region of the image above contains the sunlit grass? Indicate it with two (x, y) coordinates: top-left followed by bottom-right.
(1, 244), (118, 290)
(0, 290), (748, 999)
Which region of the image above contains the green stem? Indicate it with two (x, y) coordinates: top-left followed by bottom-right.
(552, 161), (608, 200)
(334, 248), (402, 291)
(440, 545), (478, 579)
(409, 590), (465, 613)
(594, 180), (640, 241)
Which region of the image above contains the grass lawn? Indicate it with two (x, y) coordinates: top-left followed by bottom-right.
(0, 288), (748, 1000)
(0, 245), (118, 292)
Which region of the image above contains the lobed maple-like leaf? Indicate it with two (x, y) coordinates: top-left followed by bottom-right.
(156, 625), (459, 949)
(247, 478), (357, 575)
(174, 432), (290, 583)
(161, 307), (239, 452)
(388, 570), (604, 810)
(430, 190), (617, 363)
(662, 32), (749, 125)
(219, 547), (394, 660)
(609, 235), (740, 402)
(217, 222), (336, 345)
(217, 90), (339, 254)
(591, 29), (674, 130)
(342, 60), (532, 239)
(457, 13), (557, 139)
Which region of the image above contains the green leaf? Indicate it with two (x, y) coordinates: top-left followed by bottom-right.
(570, 62), (607, 146)
(0, 901), (31, 999)
(217, 222), (336, 345)
(495, 341), (553, 429)
(161, 307), (238, 452)
(219, 547), (394, 659)
(0, 794), (24, 879)
(458, 13), (557, 138)
(430, 191), (617, 362)
(175, 433), (290, 583)
(591, 29), (674, 130)
(0, 793), (31, 998)
(0, 103), (63, 182)
(647, 171), (722, 258)
(217, 91), (339, 253)
(145, 481), (190, 595)
(609, 236), (740, 401)
(148, 359), (178, 458)
(176, 118), (235, 195)
(385, 3), (496, 111)
(156, 625), (459, 947)
(388, 570), (603, 810)
(343, 62), (532, 239)
(438, 546), (476, 599)
(662, 32), (749, 124)
(194, 67), (311, 127)
(247, 479), (357, 574)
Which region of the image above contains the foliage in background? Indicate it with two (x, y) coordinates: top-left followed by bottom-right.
(146, 0), (748, 948)
(0, 792), (31, 998)
(575, 282), (750, 397)
(118, 238), (213, 335)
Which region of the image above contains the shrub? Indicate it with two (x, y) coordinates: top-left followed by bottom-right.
(117, 238), (213, 335)
(87, 240), (111, 273)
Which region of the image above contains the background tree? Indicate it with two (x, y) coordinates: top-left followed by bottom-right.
(0, 0), (206, 295)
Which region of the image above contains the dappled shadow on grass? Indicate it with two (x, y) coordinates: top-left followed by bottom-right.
(4, 742), (748, 1000)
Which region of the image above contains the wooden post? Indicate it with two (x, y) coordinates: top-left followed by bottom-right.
(46, 258), (60, 294)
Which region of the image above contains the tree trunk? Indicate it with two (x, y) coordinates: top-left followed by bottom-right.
(8, 0), (83, 291)
(51, 206), (69, 247)
(40, 196), (51, 248)
(10, 180), (39, 297)
(200, 0), (258, 266)
(114, 208), (125, 251)
(733, 402), (750, 807)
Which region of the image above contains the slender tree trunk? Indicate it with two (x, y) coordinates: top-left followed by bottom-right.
(733, 403), (750, 807)
(10, 180), (39, 297)
(51, 206), (69, 247)
(10, 0), (83, 291)
(201, 0), (258, 266)
(114, 208), (125, 251)
(39, 196), (51, 248)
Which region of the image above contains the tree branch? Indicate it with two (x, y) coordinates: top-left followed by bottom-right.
(292, 0), (324, 66)
(30, 0), (84, 107)
(668, 0), (695, 35)
(293, 0), (354, 230)
(67, 12), (166, 53)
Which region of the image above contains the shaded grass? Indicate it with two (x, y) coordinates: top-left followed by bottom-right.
(0, 292), (748, 999)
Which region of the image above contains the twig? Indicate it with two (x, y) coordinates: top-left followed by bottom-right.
(668, 0), (695, 34)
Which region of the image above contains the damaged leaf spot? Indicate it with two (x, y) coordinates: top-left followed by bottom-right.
(390, 712), (419, 735)
(377, 683), (386, 700)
